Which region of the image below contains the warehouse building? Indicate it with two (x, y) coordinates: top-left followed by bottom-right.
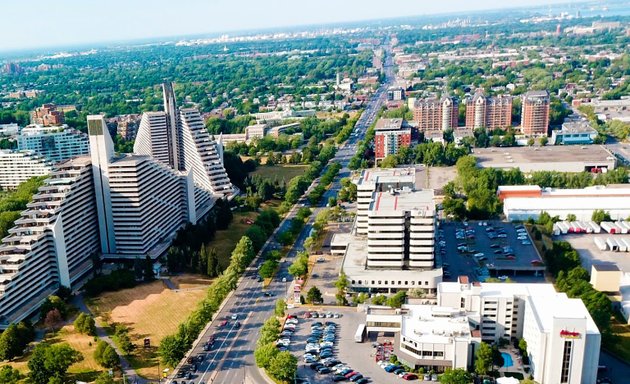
(499, 185), (630, 221)
(473, 145), (617, 173)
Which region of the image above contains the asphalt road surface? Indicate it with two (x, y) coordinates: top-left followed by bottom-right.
(166, 45), (395, 384)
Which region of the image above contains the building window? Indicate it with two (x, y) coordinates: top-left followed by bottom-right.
(398, 281), (401, 285)
(352, 280), (355, 284)
(561, 340), (573, 383)
(405, 281), (408, 285)
(425, 281), (429, 285)
(358, 280), (362, 284)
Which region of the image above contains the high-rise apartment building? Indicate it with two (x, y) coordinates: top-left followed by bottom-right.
(17, 125), (89, 163)
(0, 151), (52, 190)
(413, 96), (458, 131)
(30, 104), (65, 126)
(88, 115), (194, 256)
(134, 83), (235, 220)
(521, 91), (550, 136)
(0, 156), (100, 327)
(374, 118), (412, 161)
(465, 93), (512, 129)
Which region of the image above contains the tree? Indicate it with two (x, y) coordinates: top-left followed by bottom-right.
(518, 338), (528, 353)
(275, 299), (287, 317)
(438, 368), (472, 384)
(44, 309), (63, 332)
(159, 334), (187, 367)
(40, 296), (68, 320)
(0, 324), (25, 361)
(100, 345), (120, 368)
(268, 351), (297, 383)
(0, 365), (21, 384)
(259, 317), (281, 346)
(565, 213), (577, 222)
(28, 343), (82, 384)
(114, 326), (134, 355)
(372, 295), (387, 305)
(94, 372), (116, 384)
(259, 260), (278, 279)
(386, 291), (407, 308)
(527, 137), (535, 146)
(74, 313), (97, 336)
(474, 342), (493, 376)
(591, 209), (611, 224)
(539, 136), (548, 146)
(254, 342), (278, 369)
(306, 286), (323, 304)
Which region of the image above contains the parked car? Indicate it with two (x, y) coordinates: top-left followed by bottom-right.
(402, 373), (418, 380)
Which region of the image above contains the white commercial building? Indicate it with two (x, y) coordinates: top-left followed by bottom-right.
(0, 156), (100, 327)
(499, 185), (630, 221)
(0, 150), (52, 190)
(17, 124), (89, 163)
(365, 278), (601, 384)
(334, 167), (443, 294)
(0, 123), (19, 136)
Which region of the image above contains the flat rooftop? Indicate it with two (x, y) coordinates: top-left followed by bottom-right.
(370, 189), (435, 214)
(356, 167), (426, 190)
(473, 145), (615, 167)
(375, 118), (405, 131)
(341, 234), (443, 280)
(401, 305), (472, 344)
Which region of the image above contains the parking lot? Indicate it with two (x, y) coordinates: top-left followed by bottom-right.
(301, 252), (345, 305)
(439, 221), (545, 282)
(286, 307), (437, 383)
(562, 233), (630, 273)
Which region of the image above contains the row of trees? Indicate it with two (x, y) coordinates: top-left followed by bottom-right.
(254, 316), (298, 383)
(166, 198), (234, 275)
(444, 155), (629, 219)
(158, 236), (258, 366)
(308, 162), (342, 204)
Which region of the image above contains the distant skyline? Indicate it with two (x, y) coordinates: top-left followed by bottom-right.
(2, 0), (582, 52)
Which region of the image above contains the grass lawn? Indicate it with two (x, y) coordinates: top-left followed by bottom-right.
(212, 211), (259, 267)
(87, 277), (209, 379)
(7, 323), (104, 382)
(605, 312), (630, 362)
(251, 164), (308, 181)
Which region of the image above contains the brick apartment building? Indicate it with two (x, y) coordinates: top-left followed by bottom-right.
(521, 91), (550, 135)
(465, 93), (512, 129)
(412, 96), (458, 132)
(30, 104), (65, 126)
(374, 118), (412, 161)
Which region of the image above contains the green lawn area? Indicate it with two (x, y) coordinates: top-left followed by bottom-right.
(251, 164), (308, 181)
(605, 311), (630, 363)
(212, 211), (260, 267)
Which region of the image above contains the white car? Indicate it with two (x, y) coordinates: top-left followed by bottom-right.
(286, 318), (298, 324)
(473, 252), (485, 258)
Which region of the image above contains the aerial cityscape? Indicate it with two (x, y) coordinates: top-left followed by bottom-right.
(1, 1), (630, 384)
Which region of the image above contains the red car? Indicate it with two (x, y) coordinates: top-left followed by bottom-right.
(402, 373), (418, 380)
(287, 314), (296, 319)
(344, 371), (358, 379)
(219, 320), (228, 327)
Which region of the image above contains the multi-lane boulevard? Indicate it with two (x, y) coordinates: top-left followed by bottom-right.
(168, 45), (394, 384)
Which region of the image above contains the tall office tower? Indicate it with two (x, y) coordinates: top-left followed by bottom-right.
(0, 150), (53, 190)
(89, 115), (193, 256)
(413, 96), (458, 132)
(354, 168), (418, 235)
(134, 82), (235, 218)
(0, 156), (99, 327)
(465, 93), (513, 129)
(366, 188), (435, 269)
(17, 125), (89, 163)
(521, 91), (550, 136)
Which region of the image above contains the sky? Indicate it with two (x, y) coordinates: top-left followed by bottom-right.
(1, 0), (576, 52)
